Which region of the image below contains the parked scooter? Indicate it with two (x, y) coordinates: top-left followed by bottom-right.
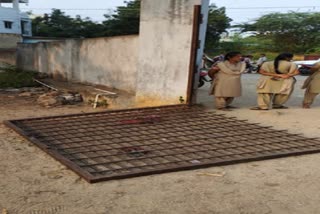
(243, 55), (258, 73)
(245, 62), (258, 73)
(198, 54), (216, 88)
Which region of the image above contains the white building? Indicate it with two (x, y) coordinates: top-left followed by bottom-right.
(220, 28), (257, 42)
(0, 0), (31, 48)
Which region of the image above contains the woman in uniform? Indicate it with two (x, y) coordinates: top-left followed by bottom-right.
(250, 53), (300, 110)
(209, 51), (246, 111)
(302, 62), (320, 108)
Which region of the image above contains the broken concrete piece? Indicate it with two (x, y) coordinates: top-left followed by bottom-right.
(37, 94), (59, 107)
(18, 92), (33, 97)
(37, 91), (83, 107)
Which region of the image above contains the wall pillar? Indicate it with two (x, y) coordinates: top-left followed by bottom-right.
(136, 0), (209, 107)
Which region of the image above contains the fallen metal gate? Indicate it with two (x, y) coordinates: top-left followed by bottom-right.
(4, 105), (320, 183)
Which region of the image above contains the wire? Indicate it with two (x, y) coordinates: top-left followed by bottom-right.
(19, 6), (320, 23)
(227, 6), (320, 10)
(20, 6), (320, 11)
(20, 8), (140, 11)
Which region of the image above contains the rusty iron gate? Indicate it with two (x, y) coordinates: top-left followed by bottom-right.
(4, 105), (320, 183)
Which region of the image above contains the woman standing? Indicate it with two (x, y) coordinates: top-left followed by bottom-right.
(250, 53), (299, 110)
(302, 62), (320, 108)
(209, 51), (246, 111)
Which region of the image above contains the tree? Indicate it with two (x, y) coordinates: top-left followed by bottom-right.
(31, 1), (141, 38)
(32, 9), (104, 38)
(239, 12), (320, 53)
(205, 4), (232, 50)
(102, 0), (140, 36)
(31, 1), (232, 48)
(217, 35), (274, 55)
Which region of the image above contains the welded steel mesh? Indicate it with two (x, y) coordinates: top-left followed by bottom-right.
(5, 105), (320, 183)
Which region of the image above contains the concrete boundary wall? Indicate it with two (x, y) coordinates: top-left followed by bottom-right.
(0, 33), (21, 49)
(17, 35), (139, 93)
(16, 0), (209, 107)
(0, 48), (16, 65)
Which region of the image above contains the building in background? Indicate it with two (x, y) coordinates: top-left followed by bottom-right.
(0, 0), (32, 48)
(220, 27), (257, 42)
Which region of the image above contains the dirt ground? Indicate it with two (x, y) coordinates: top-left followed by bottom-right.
(1, 74), (320, 214)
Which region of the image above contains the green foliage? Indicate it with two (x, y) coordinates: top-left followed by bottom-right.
(32, 9), (105, 38)
(103, 0), (140, 36)
(205, 4), (232, 50)
(31, 1), (231, 48)
(0, 64), (39, 88)
(239, 12), (320, 53)
(179, 96), (185, 104)
(305, 47), (320, 54)
(87, 99), (109, 108)
(32, 1), (140, 38)
(218, 36), (274, 54)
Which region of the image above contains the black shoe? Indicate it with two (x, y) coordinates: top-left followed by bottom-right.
(250, 106), (269, 110)
(272, 105), (288, 109)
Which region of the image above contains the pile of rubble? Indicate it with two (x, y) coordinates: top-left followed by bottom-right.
(37, 90), (83, 107)
(0, 78), (133, 108)
(1, 87), (83, 107)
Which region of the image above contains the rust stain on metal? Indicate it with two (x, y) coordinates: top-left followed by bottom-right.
(4, 105), (320, 183)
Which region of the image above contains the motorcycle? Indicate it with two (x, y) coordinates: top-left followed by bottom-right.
(245, 62), (259, 73)
(294, 58), (320, 75)
(198, 69), (212, 88)
(298, 64), (312, 75)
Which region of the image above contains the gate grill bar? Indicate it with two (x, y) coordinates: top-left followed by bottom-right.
(4, 105), (320, 183)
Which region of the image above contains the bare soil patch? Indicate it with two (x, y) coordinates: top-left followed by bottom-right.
(1, 76), (320, 214)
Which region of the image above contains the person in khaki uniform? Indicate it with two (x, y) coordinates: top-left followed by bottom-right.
(251, 53), (300, 110)
(209, 51), (246, 111)
(302, 62), (320, 108)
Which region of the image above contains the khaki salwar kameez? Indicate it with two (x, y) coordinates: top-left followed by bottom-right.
(209, 61), (246, 109)
(302, 62), (320, 107)
(255, 60), (297, 109)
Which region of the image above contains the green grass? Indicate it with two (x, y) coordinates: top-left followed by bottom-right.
(0, 64), (40, 88)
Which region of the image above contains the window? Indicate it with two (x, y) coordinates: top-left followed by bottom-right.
(21, 20), (28, 34)
(4, 21), (13, 29)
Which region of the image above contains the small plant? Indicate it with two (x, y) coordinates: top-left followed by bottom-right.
(179, 96), (185, 104)
(97, 100), (108, 107)
(87, 99), (109, 108)
(88, 99), (94, 105)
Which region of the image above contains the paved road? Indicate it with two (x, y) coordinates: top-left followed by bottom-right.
(197, 74), (320, 109)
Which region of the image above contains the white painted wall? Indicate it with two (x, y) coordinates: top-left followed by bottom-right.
(76, 36), (139, 92)
(17, 35), (139, 93)
(136, 0), (209, 106)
